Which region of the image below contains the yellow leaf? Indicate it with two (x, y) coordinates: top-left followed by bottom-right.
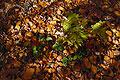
(53, 53), (58, 58)
(116, 31), (120, 37)
(50, 21), (56, 25)
(59, 6), (65, 11)
(58, 62), (63, 66)
(48, 68), (55, 73)
(15, 21), (21, 30)
(57, 10), (61, 15)
(104, 56), (110, 61)
(63, 49), (68, 53)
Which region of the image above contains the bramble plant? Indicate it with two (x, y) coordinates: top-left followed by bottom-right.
(61, 12), (89, 48)
(60, 12), (109, 66)
(61, 12), (108, 49)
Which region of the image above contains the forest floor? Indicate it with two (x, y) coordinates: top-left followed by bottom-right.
(0, 0), (120, 80)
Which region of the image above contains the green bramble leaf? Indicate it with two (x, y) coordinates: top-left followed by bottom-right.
(33, 46), (37, 51)
(46, 36), (52, 41)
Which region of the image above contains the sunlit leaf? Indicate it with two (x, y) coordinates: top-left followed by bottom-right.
(15, 21), (21, 30)
(46, 36), (53, 41)
(61, 57), (68, 63)
(73, 55), (77, 60)
(33, 46), (37, 51)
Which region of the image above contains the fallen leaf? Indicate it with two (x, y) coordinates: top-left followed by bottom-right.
(104, 56), (110, 61)
(73, 64), (81, 72)
(23, 68), (35, 79)
(106, 30), (112, 36)
(91, 65), (97, 74)
(15, 21), (21, 31)
(89, 56), (97, 64)
(57, 9), (61, 15)
(48, 68), (56, 73)
(83, 58), (91, 69)
(116, 31), (120, 37)
(16, 78), (22, 80)
(114, 11), (120, 16)
(57, 56), (62, 61)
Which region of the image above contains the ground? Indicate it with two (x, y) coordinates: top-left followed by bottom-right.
(0, 0), (120, 80)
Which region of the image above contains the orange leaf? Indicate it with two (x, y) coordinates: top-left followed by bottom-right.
(106, 30), (112, 36)
(104, 56), (110, 61)
(57, 56), (62, 61)
(114, 11), (120, 16)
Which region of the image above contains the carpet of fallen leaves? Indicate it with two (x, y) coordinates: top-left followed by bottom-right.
(0, 0), (120, 80)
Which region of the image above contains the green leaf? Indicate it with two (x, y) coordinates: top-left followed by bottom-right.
(33, 46), (37, 51)
(57, 38), (63, 44)
(53, 43), (58, 49)
(33, 52), (40, 57)
(78, 55), (82, 59)
(23, 52), (25, 56)
(73, 55), (78, 60)
(68, 55), (71, 59)
(46, 36), (52, 41)
(91, 20), (106, 30)
(61, 57), (68, 63)
(80, 33), (87, 39)
(74, 43), (79, 48)
(41, 37), (44, 41)
(58, 46), (64, 51)
(38, 46), (41, 50)
(0, 45), (3, 50)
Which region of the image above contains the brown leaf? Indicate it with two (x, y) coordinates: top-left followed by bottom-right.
(91, 65), (97, 74)
(83, 58), (91, 69)
(11, 59), (21, 67)
(23, 68), (35, 79)
(73, 64), (81, 72)
(89, 56), (97, 64)
(16, 78), (22, 80)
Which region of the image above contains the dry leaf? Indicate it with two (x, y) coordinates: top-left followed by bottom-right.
(91, 65), (97, 74)
(16, 78), (22, 80)
(25, 18), (29, 23)
(116, 31), (120, 37)
(104, 56), (110, 61)
(48, 68), (55, 73)
(114, 11), (120, 16)
(59, 6), (65, 11)
(23, 68), (35, 79)
(53, 53), (58, 58)
(84, 58), (91, 69)
(57, 10), (61, 15)
(57, 56), (62, 61)
(58, 62), (63, 66)
(106, 30), (112, 36)
(15, 21), (21, 31)
(89, 56), (97, 64)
